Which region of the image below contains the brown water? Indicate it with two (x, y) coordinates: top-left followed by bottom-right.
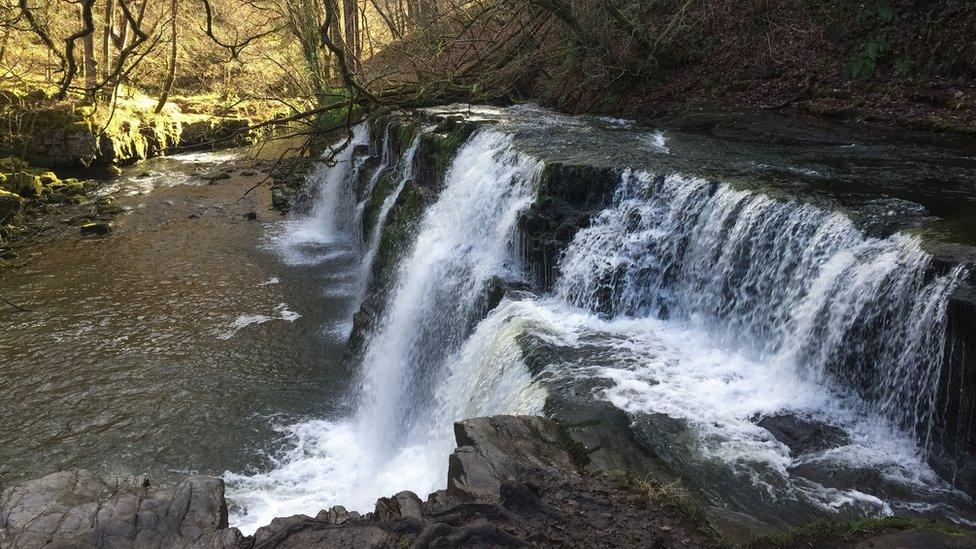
(0, 152), (355, 488)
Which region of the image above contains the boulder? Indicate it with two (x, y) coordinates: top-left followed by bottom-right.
(0, 470), (233, 548)
(0, 189), (24, 221)
(3, 172), (42, 197)
(755, 413), (851, 456)
(447, 415), (578, 500)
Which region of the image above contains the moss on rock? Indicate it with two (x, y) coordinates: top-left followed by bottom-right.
(0, 189), (25, 221)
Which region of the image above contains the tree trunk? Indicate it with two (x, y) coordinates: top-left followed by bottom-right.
(82, 7), (97, 95)
(102, 0), (114, 80)
(342, 0), (359, 69)
(155, 0), (178, 113)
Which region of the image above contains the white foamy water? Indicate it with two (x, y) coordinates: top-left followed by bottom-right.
(226, 129), (547, 533)
(226, 116), (972, 533)
(218, 303), (301, 340)
(267, 125), (371, 266)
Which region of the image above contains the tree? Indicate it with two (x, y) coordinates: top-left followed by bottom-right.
(154, 0), (177, 112)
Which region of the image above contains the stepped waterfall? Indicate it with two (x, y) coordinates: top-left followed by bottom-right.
(225, 112), (974, 533)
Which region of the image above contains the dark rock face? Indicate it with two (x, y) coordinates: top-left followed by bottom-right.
(755, 413), (852, 456)
(518, 163), (620, 290)
(241, 415), (718, 549)
(446, 416), (578, 500)
(0, 470), (237, 548)
(930, 278), (976, 495)
(4, 417), (973, 548)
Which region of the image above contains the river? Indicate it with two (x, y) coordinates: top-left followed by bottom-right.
(2, 105), (975, 536)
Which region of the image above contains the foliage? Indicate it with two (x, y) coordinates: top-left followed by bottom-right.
(850, 35), (890, 80)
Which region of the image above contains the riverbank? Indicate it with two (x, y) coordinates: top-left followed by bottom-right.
(0, 86), (314, 259)
(2, 415), (972, 548)
(3, 104), (976, 546)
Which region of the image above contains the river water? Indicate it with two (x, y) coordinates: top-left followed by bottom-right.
(0, 150), (357, 489)
(2, 106), (975, 535)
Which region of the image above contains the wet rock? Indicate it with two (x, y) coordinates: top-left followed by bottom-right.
(705, 507), (778, 545)
(485, 275), (531, 312)
(0, 470), (232, 548)
(519, 162), (620, 289)
(250, 516), (392, 549)
(755, 413), (851, 456)
(271, 186), (296, 212)
(97, 204), (126, 215)
(394, 491), (424, 520)
(316, 505), (353, 525)
(236, 414), (718, 548)
(243, 211), (258, 221)
(847, 528), (976, 548)
(447, 415), (578, 500)
(80, 221), (112, 235)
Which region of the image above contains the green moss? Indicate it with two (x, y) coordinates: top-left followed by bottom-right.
(907, 217), (976, 250)
(373, 184), (425, 290)
(0, 189), (25, 221)
(423, 130), (466, 179)
(3, 172), (43, 197)
(397, 122), (417, 148)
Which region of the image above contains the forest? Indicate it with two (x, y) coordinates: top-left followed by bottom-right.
(2, 1), (976, 548)
(2, 0), (974, 132)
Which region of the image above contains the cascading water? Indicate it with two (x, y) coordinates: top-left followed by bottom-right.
(543, 169), (971, 523)
(555, 170), (964, 444)
(226, 129), (546, 533)
(358, 132), (423, 291)
(270, 125), (370, 266)
(228, 110), (973, 533)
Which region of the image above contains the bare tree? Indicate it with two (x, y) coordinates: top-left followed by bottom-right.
(155, 0), (178, 112)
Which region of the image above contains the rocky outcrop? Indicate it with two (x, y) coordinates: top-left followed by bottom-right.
(241, 415), (717, 548)
(518, 163), (620, 289)
(0, 470), (239, 548)
(4, 417), (974, 548)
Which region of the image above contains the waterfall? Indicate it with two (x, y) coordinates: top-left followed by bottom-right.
(352, 129), (543, 459)
(226, 128), (546, 533)
(546, 169), (970, 521)
(555, 170), (966, 447)
(270, 125), (370, 266)
(230, 112), (972, 532)
(359, 133), (422, 290)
